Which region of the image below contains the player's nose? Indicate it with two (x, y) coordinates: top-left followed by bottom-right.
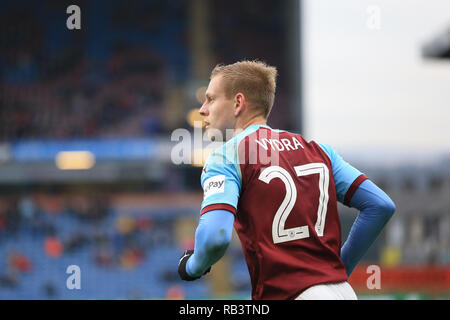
(199, 103), (208, 116)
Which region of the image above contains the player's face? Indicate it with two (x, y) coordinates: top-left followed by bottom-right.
(199, 75), (236, 140)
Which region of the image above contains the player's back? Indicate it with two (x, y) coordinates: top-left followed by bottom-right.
(235, 125), (348, 299)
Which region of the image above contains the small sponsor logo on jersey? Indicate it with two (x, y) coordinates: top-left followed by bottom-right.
(203, 175), (225, 199)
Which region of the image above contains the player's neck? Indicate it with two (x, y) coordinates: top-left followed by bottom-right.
(233, 116), (267, 137)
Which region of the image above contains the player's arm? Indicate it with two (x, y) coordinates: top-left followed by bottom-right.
(178, 146), (241, 281)
(340, 179), (395, 276)
(318, 143), (396, 276)
(178, 209), (234, 280)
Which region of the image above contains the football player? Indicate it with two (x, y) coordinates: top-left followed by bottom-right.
(178, 60), (395, 300)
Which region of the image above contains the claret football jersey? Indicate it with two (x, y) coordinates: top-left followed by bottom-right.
(200, 124), (367, 300)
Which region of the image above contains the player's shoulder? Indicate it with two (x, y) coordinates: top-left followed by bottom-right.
(313, 141), (337, 160)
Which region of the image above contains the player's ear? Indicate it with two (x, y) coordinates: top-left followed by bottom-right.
(234, 93), (246, 117)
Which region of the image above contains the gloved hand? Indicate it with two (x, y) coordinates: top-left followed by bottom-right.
(178, 250), (211, 281)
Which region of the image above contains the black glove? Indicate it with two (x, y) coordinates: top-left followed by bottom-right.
(178, 249), (211, 281)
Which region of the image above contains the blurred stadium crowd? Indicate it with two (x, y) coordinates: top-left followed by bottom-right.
(0, 0), (290, 141)
(0, 0), (184, 140)
(0, 0), (449, 299)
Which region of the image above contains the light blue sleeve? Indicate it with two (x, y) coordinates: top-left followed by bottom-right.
(341, 179), (396, 276)
(200, 144), (242, 214)
(318, 143), (364, 204)
(186, 209), (235, 277)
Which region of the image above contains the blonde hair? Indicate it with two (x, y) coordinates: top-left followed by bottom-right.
(211, 60), (278, 118)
